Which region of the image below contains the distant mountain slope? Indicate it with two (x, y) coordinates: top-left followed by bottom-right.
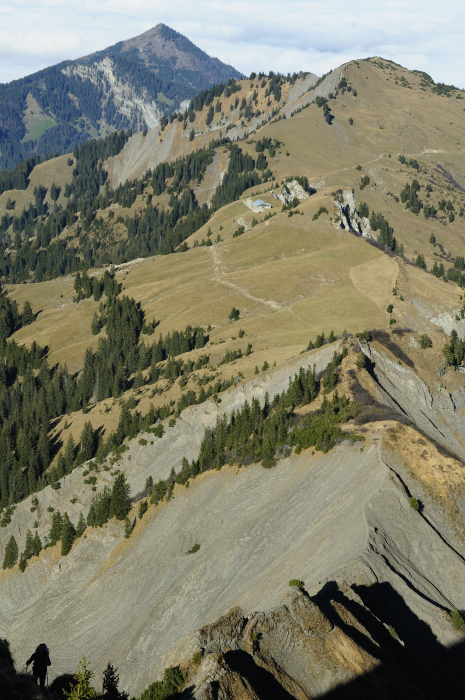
(0, 24), (242, 170)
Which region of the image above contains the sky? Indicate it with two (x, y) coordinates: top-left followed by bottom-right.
(0, 0), (464, 87)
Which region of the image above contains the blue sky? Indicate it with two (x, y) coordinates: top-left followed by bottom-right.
(0, 1), (464, 87)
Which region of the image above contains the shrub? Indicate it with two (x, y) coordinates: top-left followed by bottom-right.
(409, 496), (420, 511)
(289, 579), (305, 590)
(192, 652), (203, 665)
(419, 334), (432, 349)
(450, 609), (465, 634)
(188, 543), (200, 554)
(138, 438), (148, 446)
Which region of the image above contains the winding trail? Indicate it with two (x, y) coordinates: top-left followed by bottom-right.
(209, 246), (284, 311)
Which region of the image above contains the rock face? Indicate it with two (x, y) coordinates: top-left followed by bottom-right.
(62, 59), (164, 130)
(334, 190), (374, 239)
(359, 338), (465, 460)
(1, 344), (465, 699)
(171, 587), (453, 699)
(0, 342), (339, 561)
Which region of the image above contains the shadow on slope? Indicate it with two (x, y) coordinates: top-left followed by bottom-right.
(317, 581), (464, 700)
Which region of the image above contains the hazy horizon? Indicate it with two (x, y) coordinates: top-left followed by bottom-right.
(0, 1), (464, 88)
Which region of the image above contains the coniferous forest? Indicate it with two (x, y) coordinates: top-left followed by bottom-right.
(0, 133), (275, 283)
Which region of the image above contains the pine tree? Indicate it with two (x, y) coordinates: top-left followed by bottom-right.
(22, 300), (34, 326)
(76, 512), (86, 538)
(3, 534), (18, 569)
(109, 473), (131, 520)
(101, 662), (128, 700)
(61, 512), (76, 556)
(19, 556), (27, 572)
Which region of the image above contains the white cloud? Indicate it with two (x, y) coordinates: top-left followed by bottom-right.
(0, 0), (464, 87)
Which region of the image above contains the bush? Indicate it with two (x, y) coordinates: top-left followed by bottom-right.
(409, 497), (420, 511)
(192, 652), (203, 665)
(289, 579), (305, 590)
(419, 334), (432, 349)
(450, 609), (465, 634)
(188, 543), (200, 554)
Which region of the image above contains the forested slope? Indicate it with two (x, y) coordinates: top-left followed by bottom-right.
(0, 24), (242, 170)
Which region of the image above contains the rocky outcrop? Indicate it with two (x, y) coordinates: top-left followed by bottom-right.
(358, 339), (465, 460)
(273, 180), (311, 206)
(334, 190), (374, 239)
(175, 587), (442, 699)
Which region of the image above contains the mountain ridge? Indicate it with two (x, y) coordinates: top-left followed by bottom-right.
(0, 24), (242, 170)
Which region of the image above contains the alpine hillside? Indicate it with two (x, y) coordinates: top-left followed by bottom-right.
(1, 55), (465, 700)
(0, 23), (242, 170)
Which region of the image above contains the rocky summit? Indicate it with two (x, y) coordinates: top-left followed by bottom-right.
(0, 39), (465, 700)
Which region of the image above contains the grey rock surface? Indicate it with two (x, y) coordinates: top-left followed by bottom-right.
(358, 339), (465, 460)
(1, 441), (385, 695)
(0, 342), (338, 561)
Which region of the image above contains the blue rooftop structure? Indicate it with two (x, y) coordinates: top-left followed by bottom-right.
(252, 199), (271, 208)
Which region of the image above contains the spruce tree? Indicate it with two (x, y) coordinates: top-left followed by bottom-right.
(109, 473), (131, 520)
(66, 656), (98, 700)
(124, 517), (132, 539)
(64, 434), (76, 473)
(3, 534), (18, 569)
(24, 529), (34, 559)
(32, 531), (42, 557)
(22, 300), (34, 326)
(101, 662), (128, 700)
(61, 512), (76, 556)
(49, 511), (63, 543)
(76, 512), (86, 538)
(91, 313), (101, 335)
(79, 422), (95, 463)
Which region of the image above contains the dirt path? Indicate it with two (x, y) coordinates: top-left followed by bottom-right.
(210, 246), (283, 311)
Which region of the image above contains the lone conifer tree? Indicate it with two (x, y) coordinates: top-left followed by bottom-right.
(22, 300), (34, 326)
(67, 656), (98, 700)
(109, 473), (131, 520)
(3, 534), (18, 569)
(61, 512), (76, 556)
(101, 661), (129, 700)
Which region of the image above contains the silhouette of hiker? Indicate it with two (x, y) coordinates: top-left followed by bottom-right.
(26, 643), (51, 690)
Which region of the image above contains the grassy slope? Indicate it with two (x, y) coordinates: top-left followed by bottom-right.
(4, 57), (465, 457)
